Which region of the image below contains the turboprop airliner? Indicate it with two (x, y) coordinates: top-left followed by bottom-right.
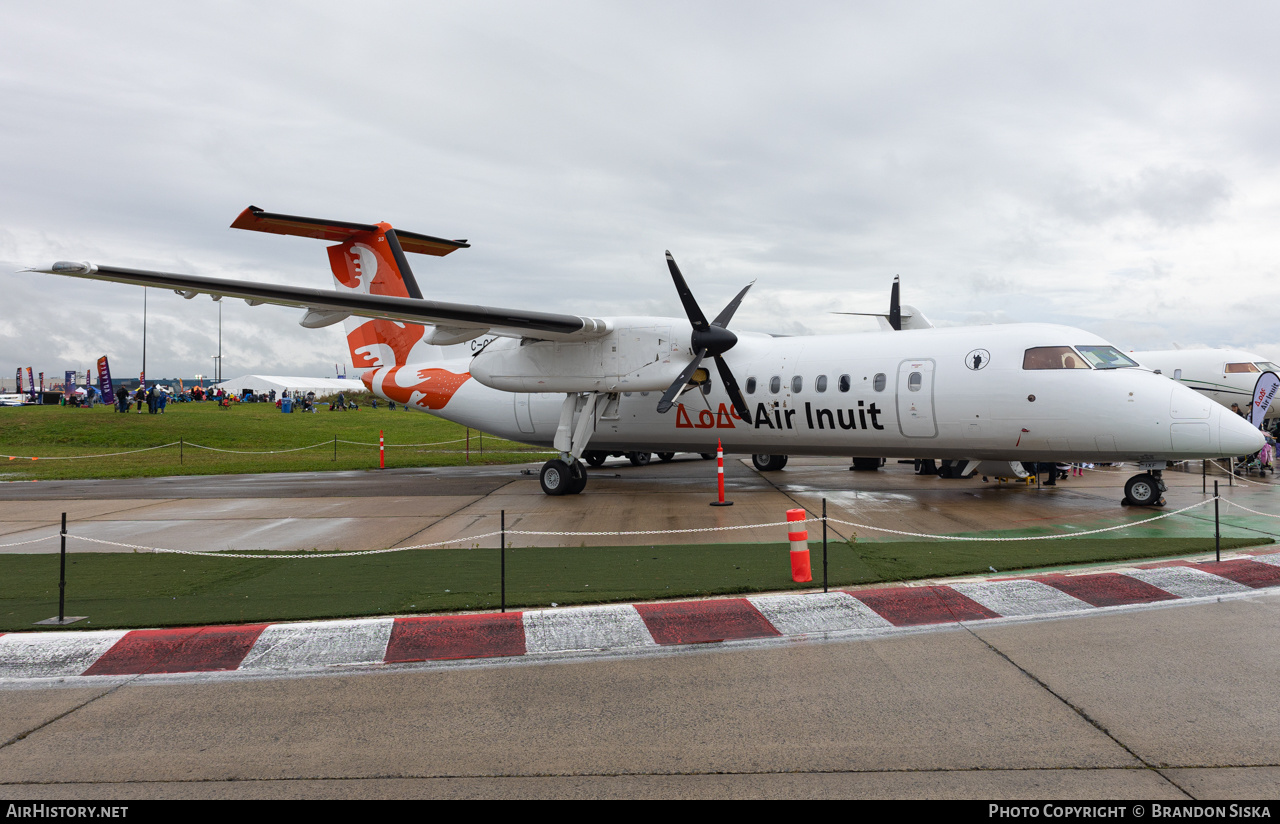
(29, 206), (1264, 506)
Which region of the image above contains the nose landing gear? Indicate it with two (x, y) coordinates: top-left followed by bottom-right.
(1123, 470), (1166, 507)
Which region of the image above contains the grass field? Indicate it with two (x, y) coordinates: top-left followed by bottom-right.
(3, 536), (1268, 631)
(0, 398), (548, 480)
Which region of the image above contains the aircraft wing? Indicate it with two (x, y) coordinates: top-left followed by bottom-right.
(28, 261), (610, 341)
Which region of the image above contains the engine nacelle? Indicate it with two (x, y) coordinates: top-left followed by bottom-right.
(470, 322), (688, 393)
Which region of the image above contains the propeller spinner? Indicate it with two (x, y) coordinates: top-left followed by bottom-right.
(656, 251), (753, 420)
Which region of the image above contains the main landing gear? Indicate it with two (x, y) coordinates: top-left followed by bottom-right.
(540, 458), (588, 496)
(1122, 470), (1166, 507)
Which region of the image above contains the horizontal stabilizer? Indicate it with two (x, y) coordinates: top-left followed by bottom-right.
(230, 206), (469, 257)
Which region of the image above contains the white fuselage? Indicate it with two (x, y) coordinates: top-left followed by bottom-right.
(372, 321), (1264, 463)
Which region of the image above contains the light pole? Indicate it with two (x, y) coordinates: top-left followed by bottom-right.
(141, 287), (147, 388)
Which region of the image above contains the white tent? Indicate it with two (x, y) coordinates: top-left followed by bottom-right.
(211, 375), (366, 397)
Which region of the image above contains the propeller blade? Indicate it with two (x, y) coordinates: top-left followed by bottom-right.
(711, 280), (755, 329)
(665, 251), (710, 331)
(713, 355), (751, 421)
(889, 275), (901, 331)
(656, 348), (707, 414)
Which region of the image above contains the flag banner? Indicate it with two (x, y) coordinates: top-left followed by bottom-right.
(25, 368), (34, 400)
(97, 356), (113, 398)
(15, 368), (22, 394)
(1250, 371), (1280, 428)
(64, 371), (75, 397)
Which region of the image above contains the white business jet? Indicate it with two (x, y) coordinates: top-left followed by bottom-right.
(29, 207), (1263, 506)
(1125, 349), (1280, 422)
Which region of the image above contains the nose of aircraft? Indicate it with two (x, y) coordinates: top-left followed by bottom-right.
(1219, 407), (1266, 456)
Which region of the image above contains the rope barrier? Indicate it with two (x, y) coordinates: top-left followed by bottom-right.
(57, 494), (1263, 559)
(1222, 500), (1280, 520)
(827, 499), (1214, 540)
(182, 440), (333, 455)
(0, 535), (58, 548)
(1208, 459), (1270, 487)
(2, 442), (181, 461)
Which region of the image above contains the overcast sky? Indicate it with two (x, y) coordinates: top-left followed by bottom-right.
(3, 1), (1279, 386)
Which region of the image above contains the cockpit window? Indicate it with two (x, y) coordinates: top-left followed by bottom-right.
(1023, 346), (1091, 370)
(1255, 362), (1280, 373)
(1225, 362), (1261, 374)
(1075, 345), (1139, 370)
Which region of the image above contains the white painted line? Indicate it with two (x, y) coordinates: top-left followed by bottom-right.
(749, 592), (892, 635)
(237, 618), (395, 670)
(523, 604), (656, 654)
(1125, 567), (1253, 598)
(951, 579), (1091, 617)
(0, 630), (129, 679)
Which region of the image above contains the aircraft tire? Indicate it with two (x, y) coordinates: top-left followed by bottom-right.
(657, 452), (676, 462)
(700, 453), (715, 460)
(584, 451), (607, 468)
(752, 454), (788, 471)
(568, 460), (588, 495)
(628, 451), (652, 466)
(1124, 473), (1161, 507)
(850, 457), (883, 471)
(540, 459), (574, 496)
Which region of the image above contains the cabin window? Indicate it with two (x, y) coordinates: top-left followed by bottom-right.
(839, 374), (851, 392)
(1257, 362), (1280, 372)
(908, 371), (922, 391)
(815, 375), (828, 393)
(791, 376), (803, 393)
(873, 373), (886, 391)
(1023, 346), (1091, 370)
(1225, 363), (1260, 374)
(746, 377), (757, 394)
(1174, 369), (1182, 380)
(770, 376), (781, 394)
(1075, 346), (1138, 369)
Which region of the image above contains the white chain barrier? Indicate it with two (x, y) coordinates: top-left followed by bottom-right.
(183, 440), (333, 455)
(53, 496), (1262, 559)
(2, 442), (181, 461)
(1222, 499), (1280, 520)
(2, 438), (548, 461)
(0, 535), (59, 548)
(1208, 459), (1269, 487)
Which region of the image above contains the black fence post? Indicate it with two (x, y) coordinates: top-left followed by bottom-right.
(1214, 480), (1221, 562)
(822, 498), (828, 593)
(180, 437), (183, 465)
(333, 435), (337, 462)
(501, 509), (506, 613)
(58, 512), (67, 622)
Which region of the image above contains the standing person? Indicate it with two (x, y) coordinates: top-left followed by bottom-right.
(135, 386), (145, 413)
(147, 384), (158, 414)
(116, 385), (128, 413)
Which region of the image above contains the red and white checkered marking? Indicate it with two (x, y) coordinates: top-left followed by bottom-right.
(3, 551), (1279, 681)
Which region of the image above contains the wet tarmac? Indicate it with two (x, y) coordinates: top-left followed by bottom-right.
(3, 457), (1279, 799)
(1, 455), (1276, 555)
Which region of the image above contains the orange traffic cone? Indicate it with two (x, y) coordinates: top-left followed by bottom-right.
(786, 508), (812, 582)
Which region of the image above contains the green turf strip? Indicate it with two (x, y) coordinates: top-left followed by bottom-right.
(2, 536), (1269, 631)
(0, 400), (542, 480)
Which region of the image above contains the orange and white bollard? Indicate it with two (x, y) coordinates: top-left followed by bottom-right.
(710, 438), (733, 506)
(786, 508), (812, 582)
(379, 430), (385, 469)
